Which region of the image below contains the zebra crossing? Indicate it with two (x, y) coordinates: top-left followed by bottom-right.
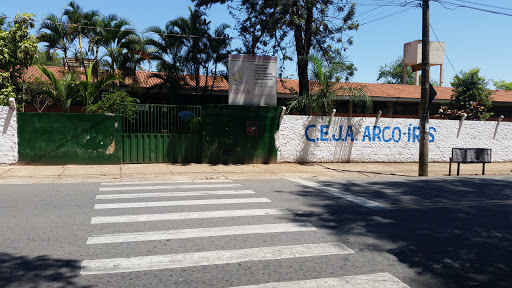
(81, 179), (409, 287)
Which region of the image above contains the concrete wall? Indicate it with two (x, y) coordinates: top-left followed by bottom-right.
(0, 106), (18, 164)
(275, 115), (512, 162)
(17, 113), (122, 164)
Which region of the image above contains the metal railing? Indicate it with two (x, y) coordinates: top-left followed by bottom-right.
(120, 104), (202, 134)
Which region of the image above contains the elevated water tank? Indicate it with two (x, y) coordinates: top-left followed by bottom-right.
(403, 40), (445, 87)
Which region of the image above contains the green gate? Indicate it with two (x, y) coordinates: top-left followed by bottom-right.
(121, 104), (202, 163)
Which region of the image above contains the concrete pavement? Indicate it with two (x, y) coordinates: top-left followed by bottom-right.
(1, 162), (511, 184)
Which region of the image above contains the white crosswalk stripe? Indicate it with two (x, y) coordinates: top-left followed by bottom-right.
(99, 183), (241, 191)
(230, 273), (410, 288)
(94, 197), (272, 209)
(101, 180), (232, 185)
(91, 208), (290, 224)
(81, 180), (409, 287)
(96, 189), (255, 199)
(87, 223), (316, 244)
(80, 242), (354, 275)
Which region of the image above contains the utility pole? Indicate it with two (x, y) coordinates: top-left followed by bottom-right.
(419, 0), (430, 176)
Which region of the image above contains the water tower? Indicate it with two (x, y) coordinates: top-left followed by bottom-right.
(403, 40), (445, 87)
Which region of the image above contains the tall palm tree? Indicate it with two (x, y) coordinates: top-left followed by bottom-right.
(169, 7), (210, 96)
(63, 1), (99, 66)
(145, 22), (185, 98)
(207, 23), (230, 94)
(37, 14), (76, 69)
(37, 66), (79, 113)
(97, 16), (136, 74)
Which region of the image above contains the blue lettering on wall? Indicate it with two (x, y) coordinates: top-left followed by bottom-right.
(429, 127), (436, 143)
(304, 124), (435, 143)
(372, 126), (382, 142)
(320, 125), (330, 141)
(382, 126), (392, 142)
(344, 126), (355, 142)
(362, 126), (372, 142)
(305, 124), (316, 142)
(392, 127), (401, 142)
(332, 126), (343, 142)
(412, 126), (420, 143)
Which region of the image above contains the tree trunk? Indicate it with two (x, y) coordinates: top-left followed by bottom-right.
(293, 1), (314, 115)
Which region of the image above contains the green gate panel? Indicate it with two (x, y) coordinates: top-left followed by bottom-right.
(121, 104), (202, 163)
(122, 134), (202, 163)
(202, 105), (282, 164)
(17, 113), (122, 164)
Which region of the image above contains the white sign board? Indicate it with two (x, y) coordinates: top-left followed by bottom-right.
(228, 54), (277, 106)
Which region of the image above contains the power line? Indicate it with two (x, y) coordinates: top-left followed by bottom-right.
(429, 22), (457, 73)
(0, 15), (234, 41)
(434, 0), (512, 16)
(359, 6), (419, 26)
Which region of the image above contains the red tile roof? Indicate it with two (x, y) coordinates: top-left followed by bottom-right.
(23, 66), (512, 103)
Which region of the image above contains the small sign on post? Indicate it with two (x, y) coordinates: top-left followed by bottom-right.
(450, 148), (492, 176)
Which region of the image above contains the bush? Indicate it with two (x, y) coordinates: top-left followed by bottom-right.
(85, 90), (138, 117)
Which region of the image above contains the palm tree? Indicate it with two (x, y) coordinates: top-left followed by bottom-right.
(37, 14), (76, 69)
(207, 23), (230, 94)
(77, 63), (118, 110)
(169, 7), (210, 96)
(288, 53), (371, 116)
(37, 66), (79, 113)
(63, 1), (100, 66)
(146, 22), (186, 99)
(97, 16), (137, 74)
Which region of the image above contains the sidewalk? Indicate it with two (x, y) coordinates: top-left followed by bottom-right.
(1, 162), (511, 184)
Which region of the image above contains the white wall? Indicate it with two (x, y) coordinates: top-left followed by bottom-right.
(275, 115), (512, 162)
(0, 106), (18, 164)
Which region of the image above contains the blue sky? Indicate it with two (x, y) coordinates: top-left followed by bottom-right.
(2, 0), (511, 87)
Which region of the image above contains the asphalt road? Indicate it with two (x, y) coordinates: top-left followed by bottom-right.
(1, 175), (511, 287)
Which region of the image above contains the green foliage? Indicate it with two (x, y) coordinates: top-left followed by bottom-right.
(77, 63), (119, 109)
(0, 72), (16, 106)
(0, 13), (38, 106)
(494, 80), (512, 91)
(287, 53), (371, 116)
(85, 90), (138, 116)
(449, 68), (493, 121)
(194, 0), (358, 98)
(188, 117), (202, 133)
(377, 56), (414, 85)
(37, 66), (79, 113)
(33, 50), (62, 66)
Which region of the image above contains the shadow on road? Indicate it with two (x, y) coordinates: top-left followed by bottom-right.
(289, 176), (512, 288)
(0, 252), (89, 288)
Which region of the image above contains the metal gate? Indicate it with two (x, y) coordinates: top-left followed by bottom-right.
(121, 104), (202, 163)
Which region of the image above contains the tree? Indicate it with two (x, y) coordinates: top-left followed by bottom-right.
(194, 0), (358, 104)
(0, 13), (38, 106)
(63, 1), (100, 66)
(377, 56), (414, 85)
(96, 15), (136, 74)
(85, 90), (138, 116)
(449, 68), (493, 120)
(77, 63), (118, 109)
(287, 53), (370, 115)
(145, 22), (185, 97)
(494, 80), (512, 91)
(170, 7), (210, 96)
(37, 13), (76, 69)
(37, 66), (79, 113)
